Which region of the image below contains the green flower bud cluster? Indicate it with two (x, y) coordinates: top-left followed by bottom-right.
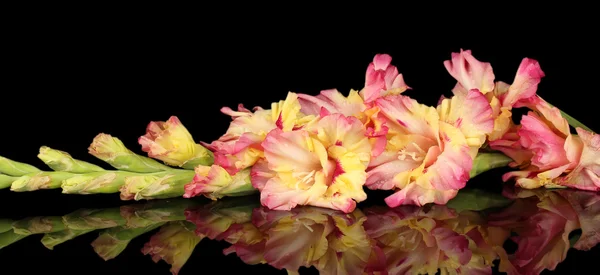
(0, 133), (211, 200)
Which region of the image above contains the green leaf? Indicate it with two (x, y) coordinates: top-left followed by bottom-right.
(470, 152), (512, 178)
(446, 189), (513, 213)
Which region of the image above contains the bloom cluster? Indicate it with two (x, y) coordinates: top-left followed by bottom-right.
(182, 50), (598, 213)
(0, 50), (597, 215)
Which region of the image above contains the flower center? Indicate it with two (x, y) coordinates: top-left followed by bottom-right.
(397, 142), (427, 162)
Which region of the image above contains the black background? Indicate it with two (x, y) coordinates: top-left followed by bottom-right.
(1, 12), (599, 274)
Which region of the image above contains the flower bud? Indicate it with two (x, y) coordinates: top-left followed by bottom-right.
(38, 146), (104, 173)
(0, 156), (41, 176)
(10, 171), (75, 192)
(133, 170), (195, 201)
(138, 116), (214, 169)
(89, 133), (172, 173)
(120, 174), (161, 200)
(61, 171), (137, 194)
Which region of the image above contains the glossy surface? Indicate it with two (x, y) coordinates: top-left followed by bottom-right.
(1, 185), (599, 274)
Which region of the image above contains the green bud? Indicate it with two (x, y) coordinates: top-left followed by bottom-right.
(0, 156), (41, 176)
(88, 133), (173, 173)
(134, 170), (195, 200)
(41, 228), (94, 250)
(0, 174), (17, 190)
(12, 216), (66, 235)
(469, 152), (513, 178)
(0, 230), (27, 249)
(62, 208), (126, 231)
(92, 223), (164, 260)
(38, 146), (105, 173)
(61, 171), (138, 194)
(11, 171), (76, 192)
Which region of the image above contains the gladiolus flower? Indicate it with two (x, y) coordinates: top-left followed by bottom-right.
(496, 97), (600, 190)
(443, 50), (546, 141)
(204, 92), (315, 174)
(251, 113), (371, 213)
(365, 94), (473, 207)
(139, 116), (214, 169)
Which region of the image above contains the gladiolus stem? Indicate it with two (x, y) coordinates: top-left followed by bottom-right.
(470, 152), (512, 178)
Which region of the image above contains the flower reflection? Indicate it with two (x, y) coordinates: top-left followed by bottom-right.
(487, 186), (600, 274)
(363, 205), (506, 275)
(1, 189), (600, 274)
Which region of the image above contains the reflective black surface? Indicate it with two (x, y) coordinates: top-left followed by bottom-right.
(1, 185), (599, 274)
(2, 15), (599, 275)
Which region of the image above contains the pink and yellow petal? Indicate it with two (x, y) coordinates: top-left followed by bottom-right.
(443, 49), (495, 95)
(500, 58), (546, 108)
(361, 54), (409, 103)
(489, 130), (534, 167)
(138, 116), (200, 166)
(262, 129), (322, 173)
(519, 113), (571, 170)
(271, 92), (303, 131)
(376, 94), (440, 141)
(297, 89), (366, 117)
(559, 128), (600, 191)
(311, 114), (372, 165)
(384, 182), (459, 207)
(437, 89), (494, 156)
(419, 122), (472, 191)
